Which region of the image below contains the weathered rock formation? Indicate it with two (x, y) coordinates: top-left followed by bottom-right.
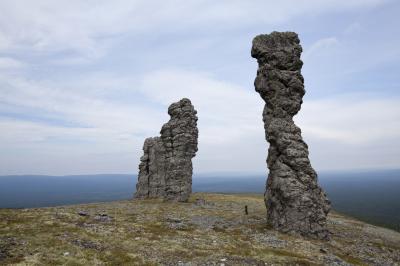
(134, 98), (198, 202)
(251, 32), (330, 239)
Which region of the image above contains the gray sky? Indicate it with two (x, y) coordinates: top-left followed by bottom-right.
(0, 0), (399, 175)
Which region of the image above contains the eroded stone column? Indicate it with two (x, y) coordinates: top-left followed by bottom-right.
(134, 98), (198, 202)
(251, 32), (330, 239)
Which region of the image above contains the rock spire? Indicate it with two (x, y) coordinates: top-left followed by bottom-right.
(134, 98), (198, 202)
(251, 31), (330, 239)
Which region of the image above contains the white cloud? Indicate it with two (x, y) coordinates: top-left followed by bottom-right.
(0, 72), (167, 176)
(303, 37), (340, 60)
(0, 73), (163, 134)
(0, 72), (164, 174)
(0, 118), (141, 175)
(344, 22), (363, 35)
(296, 95), (400, 170)
(48, 57), (92, 66)
(0, 68), (267, 174)
(0, 0), (398, 174)
(139, 68), (268, 173)
(0, 57), (26, 69)
(298, 96), (400, 144)
(140, 68), (263, 143)
(139, 69), (400, 173)
(1, 65), (399, 174)
(0, 0), (387, 58)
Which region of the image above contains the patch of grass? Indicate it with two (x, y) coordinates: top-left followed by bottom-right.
(372, 241), (400, 252)
(98, 248), (148, 265)
(190, 249), (210, 258)
(144, 223), (170, 235)
(224, 240), (254, 257)
(1, 193), (399, 265)
(265, 248), (306, 259)
(336, 253), (365, 265)
(247, 222), (269, 233)
(253, 247), (317, 265)
(0, 254), (24, 264)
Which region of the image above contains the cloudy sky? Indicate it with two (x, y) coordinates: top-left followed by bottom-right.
(0, 0), (399, 175)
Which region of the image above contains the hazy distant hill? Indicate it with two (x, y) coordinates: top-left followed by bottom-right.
(0, 174), (134, 208)
(194, 170), (400, 231)
(319, 169), (400, 231)
(0, 170), (399, 231)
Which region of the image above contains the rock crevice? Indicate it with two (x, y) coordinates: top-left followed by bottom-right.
(134, 98), (198, 202)
(251, 31), (330, 239)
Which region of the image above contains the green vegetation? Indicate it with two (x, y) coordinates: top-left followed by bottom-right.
(0, 193), (399, 265)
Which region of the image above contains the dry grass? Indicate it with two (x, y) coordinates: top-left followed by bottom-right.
(0, 193), (399, 265)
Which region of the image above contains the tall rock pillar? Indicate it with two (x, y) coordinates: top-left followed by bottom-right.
(251, 32), (330, 239)
(134, 98), (198, 202)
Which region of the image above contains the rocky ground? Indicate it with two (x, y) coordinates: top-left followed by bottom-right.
(0, 193), (399, 265)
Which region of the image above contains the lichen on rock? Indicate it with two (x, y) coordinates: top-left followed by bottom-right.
(134, 98), (198, 202)
(251, 31), (331, 239)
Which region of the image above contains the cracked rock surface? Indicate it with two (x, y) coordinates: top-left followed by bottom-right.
(134, 98), (198, 202)
(251, 31), (331, 239)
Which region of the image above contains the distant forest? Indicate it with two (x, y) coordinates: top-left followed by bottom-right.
(0, 169), (399, 232)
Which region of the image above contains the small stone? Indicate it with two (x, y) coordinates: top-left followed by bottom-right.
(166, 217), (182, 223)
(195, 198), (206, 206)
(63, 252), (70, 256)
(220, 258), (227, 262)
(71, 239), (103, 250)
(44, 221), (53, 226)
(77, 211), (89, 216)
(94, 215), (112, 223)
